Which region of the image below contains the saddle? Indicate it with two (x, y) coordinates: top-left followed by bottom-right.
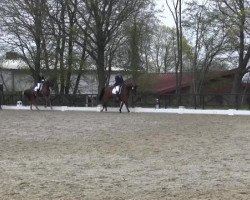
(33, 83), (43, 96)
(112, 85), (122, 95)
(39, 83), (44, 91)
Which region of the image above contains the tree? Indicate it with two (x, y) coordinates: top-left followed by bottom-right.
(127, 19), (143, 78)
(0, 0), (90, 95)
(151, 26), (181, 73)
(111, 4), (158, 76)
(166, 0), (183, 105)
(183, 0), (228, 94)
(0, 0), (48, 81)
(75, 0), (151, 94)
(215, 0), (250, 96)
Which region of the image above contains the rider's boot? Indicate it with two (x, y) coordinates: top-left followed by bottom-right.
(116, 93), (120, 102)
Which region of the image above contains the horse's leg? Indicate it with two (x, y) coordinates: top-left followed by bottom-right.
(100, 102), (106, 112)
(100, 103), (104, 112)
(119, 102), (124, 113)
(124, 101), (130, 113)
(44, 96), (47, 108)
(44, 94), (52, 109)
(49, 97), (52, 109)
(33, 98), (39, 110)
(34, 101), (39, 110)
(43, 95), (52, 109)
(31, 101), (39, 110)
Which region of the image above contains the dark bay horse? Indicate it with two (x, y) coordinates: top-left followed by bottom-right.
(24, 80), (54, 110)
(99, 80), (137, 113)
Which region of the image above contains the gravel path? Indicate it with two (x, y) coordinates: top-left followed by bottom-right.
(0, 110), (249, 199)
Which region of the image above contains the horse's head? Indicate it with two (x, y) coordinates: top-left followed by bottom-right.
(131, 84), (137, 95)
(124, 80), (137, 95)
(44, 79), (55, 89)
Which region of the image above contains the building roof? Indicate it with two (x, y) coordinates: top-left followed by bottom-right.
(138, 70), (237, 95)
(1, 59), (28, 70)
(1, 58), (124, 72)
(155, 73), (192, 94)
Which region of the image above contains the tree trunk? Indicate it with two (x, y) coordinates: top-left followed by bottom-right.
(97, 45), (106, 95)
(73, 46), (86, 95)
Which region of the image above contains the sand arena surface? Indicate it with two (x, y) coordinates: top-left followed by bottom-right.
(0, 110), (249, 199)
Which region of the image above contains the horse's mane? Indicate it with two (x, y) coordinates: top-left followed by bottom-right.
(44, 79), (53, 86)
(124, 79), (137, 89)
(125, 78), (136, 84)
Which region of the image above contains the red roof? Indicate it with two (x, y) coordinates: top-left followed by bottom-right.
(139, 70), (236, 95)
(155, 73), (192, 94)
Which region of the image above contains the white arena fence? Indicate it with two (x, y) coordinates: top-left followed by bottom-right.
(1, 92), (250, 111)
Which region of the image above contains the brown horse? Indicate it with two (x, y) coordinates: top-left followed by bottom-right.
(99, 80), (137, 113)
(24, 80), (54, 110)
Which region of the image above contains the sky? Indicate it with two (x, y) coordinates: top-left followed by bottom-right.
(155, 0), (204, 28)
(155, 0), (175, 27)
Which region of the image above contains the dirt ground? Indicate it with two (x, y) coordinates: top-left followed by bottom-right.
(0, 110), (249, 200)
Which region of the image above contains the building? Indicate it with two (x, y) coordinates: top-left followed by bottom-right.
(1, 54), (249, 96)
(137, 70), (250, 95)
(0, 59), (33, 92)
(0, 57), (122, 94)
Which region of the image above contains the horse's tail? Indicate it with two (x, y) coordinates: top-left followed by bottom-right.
(98, 87), (105, 102)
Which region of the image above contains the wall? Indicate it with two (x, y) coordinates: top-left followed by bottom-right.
(0, 68), (125, 94)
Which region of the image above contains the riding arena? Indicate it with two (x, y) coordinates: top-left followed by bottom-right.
(0, 108), (249, 199)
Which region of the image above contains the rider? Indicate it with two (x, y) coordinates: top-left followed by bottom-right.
(112, 73), (124, 99)
(34, 75), (45, 96)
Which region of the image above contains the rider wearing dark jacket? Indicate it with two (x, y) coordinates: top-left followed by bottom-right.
(114, 74), (124, 87)
(113, 74), (124, 100)
(34, 75), (45, 96)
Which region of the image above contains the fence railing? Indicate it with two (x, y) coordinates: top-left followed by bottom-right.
(135, 93), (250, 110)
(1, 92), (250, 110)
(0, 93), (99, 107)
